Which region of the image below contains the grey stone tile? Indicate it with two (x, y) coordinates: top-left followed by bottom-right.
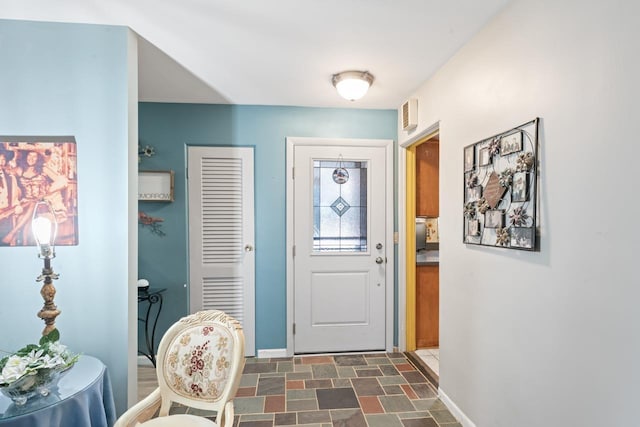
(401, 371), (428, 384)
(378, 375), (408, 386)
(355, 368), (383, 377)
(286, 398), (318, 411)
(366, 357), (392, 365)
(330, 409), (367, 427)
(380, 364), (400, 376)
(286, 371), (312, 380)
(168, 405), (188, 414)
(260, 372), (286, 378)
(365, 414), (404, 427)
(378, 395), (416, 412)
(306, 379), (333, 389)
(298, 410), (332, 424)
(185, 407), (217, 417)
(387, 352), (406, 359)
(430, 399), (447, 411)
(244, 363), (279, 374)
(274, 412), (296, 426)
(430, 410), (457, 424)
(277, 361), (294, 373)
(245, 357), (268, 364)
(383, 385), (404, 395)
(240, 414), (275, 421)
(333, 355), (368, 366)
(286, 389), (316, 400)
(270, 357), (293, 362)
(294, 364), (313, 372)
(439, 423), (462, 427)
(316, 387), (359, 410)
(257, 377), (286, 395)
(237, 421), (273, 427)
(241, 373), (260, 387)
(401, 418), (438, 427)
(337, 367), (357, 378)
(397, 411), (431, 419)
(412, 398), (445, 411)
(333, 378), (352, 388)
(410, 383), (437, 399)
(351, 378), (385, 396)
(235, 396), (266, 414)
(313, 364), (339, 379)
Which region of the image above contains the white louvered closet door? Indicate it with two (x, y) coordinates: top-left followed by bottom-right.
(188, 146), (255, 356)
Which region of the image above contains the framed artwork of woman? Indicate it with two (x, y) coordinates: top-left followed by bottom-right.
(0, 137), (78, 247)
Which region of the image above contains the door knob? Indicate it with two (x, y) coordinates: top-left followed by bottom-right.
(375, 257), (384, 264)
(245, 244), (254, 252)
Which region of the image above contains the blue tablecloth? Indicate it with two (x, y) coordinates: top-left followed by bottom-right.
(0, 355), (116, 427)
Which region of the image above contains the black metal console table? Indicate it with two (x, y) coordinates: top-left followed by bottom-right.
(137, 287), (166, 367)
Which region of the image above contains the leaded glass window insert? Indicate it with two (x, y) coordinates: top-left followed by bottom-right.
(313, 160), (367, 252)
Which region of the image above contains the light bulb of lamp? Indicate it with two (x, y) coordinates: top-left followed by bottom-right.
(33, 216), (53, 247)
(32, 200), (57, 258)
(332, 71), (374, 101)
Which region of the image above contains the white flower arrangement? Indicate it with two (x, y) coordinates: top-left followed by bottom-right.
(0, 329), (78, 387)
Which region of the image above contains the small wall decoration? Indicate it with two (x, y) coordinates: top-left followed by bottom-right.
(138, 143), (156, 163)
(463, 146), (475, 172)
(138, 170), (175, 202)
(425, 217), (439, 243)
(0, 137), (78, 247)
(462, 118), (539, 251)
(138, 211), (166, 237)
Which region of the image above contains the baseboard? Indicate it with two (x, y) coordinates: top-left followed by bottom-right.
(137, 355), (154, 367)
(439, 387), (477, 427)
(257, 348), (288, 358)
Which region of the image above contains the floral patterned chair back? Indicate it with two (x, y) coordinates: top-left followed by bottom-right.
(156, 310), (245, 424)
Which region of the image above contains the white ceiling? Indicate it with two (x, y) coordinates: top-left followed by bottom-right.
(0, 0), (511, 109)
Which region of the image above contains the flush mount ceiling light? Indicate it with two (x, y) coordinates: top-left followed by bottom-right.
(332, 70), (374, 101)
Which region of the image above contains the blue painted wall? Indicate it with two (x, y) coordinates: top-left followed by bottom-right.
(0, 20), (132, 413)
(138, 103), (397, 351)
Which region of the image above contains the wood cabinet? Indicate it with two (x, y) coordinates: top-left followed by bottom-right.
(416, 264), (439, 348)
(415, 140), (439, 217)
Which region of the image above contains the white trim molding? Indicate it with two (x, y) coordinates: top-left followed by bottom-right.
(439, 388), (477, 427)
(257, 348), (288, 359)
(400, 120), (440, 148)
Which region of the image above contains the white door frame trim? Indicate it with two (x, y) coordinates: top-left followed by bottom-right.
(286, 136), (395, 356)
(397, 121), (440, 352)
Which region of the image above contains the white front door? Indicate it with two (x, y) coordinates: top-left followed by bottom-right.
(293, 143), (388, 353)
(187, 146), (255, 356)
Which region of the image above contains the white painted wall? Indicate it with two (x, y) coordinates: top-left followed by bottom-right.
(399, 0), (639, 426)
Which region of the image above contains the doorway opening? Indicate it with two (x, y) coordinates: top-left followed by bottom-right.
(404, 131), (440, 384)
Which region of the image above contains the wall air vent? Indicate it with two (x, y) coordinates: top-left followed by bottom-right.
(402, 98), (418, 131)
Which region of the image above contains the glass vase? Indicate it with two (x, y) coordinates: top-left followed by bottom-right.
(0, 368), (62, 406)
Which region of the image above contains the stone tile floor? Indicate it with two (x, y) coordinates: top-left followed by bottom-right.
(225, 352), (460, 427)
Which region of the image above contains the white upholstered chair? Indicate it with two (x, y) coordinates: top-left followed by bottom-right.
(115, 310), (245, 427)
